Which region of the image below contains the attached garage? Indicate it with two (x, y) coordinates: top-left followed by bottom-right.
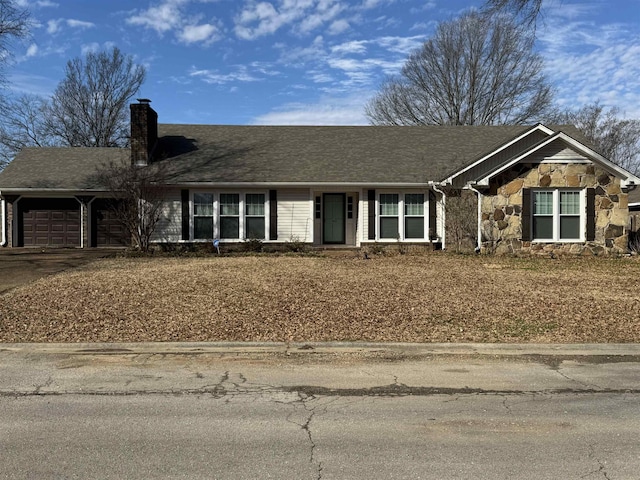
(19, 198), (81, 247)
(92, 199), (129, 247)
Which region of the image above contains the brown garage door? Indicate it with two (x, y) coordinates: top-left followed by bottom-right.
(20, 198), (80, 247)
(92, 199), (129, 247)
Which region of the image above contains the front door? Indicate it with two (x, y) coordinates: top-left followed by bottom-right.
(323, 193), (345, 244)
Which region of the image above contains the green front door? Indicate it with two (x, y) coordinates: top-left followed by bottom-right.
(323, 193), (345, 244)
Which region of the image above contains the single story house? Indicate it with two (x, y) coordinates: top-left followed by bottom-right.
(0, 100), (638, 255)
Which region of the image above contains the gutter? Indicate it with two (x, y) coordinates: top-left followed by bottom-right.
(467, 185), (483, 253)
(430, 183), (446, 250)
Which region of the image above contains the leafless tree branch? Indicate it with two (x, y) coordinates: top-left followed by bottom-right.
(365, 11), (553, 126)
(548, 103), (640, 175)
(47, 47), (146, 147)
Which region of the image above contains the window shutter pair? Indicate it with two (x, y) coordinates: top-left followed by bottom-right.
(520, 188), (595, 242)
(180, 189), (279, 241)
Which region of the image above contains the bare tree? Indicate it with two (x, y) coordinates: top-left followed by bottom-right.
(97, 159), (167, 252)
(0, 94), (56, 167)
(446, 189), (478, 253)
(482, 0), (543, 28)
(549, 103), (640, 175)
(0, 0), (29, 83)
(365, 11), (553, 126)
(48, 47), (146, 147)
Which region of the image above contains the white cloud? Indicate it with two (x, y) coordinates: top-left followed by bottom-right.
(14, 0), (58, 6)
(234, 0), (345, 40)
(81, 42), (100, 55)
(25, 44), (38, 57)
(46, 18), (95, 34)
(327, 19), (349, 35)
(65, 19), (95, 29)
(190, 66), (260, 84)
(127, 0), (184, 34)
(330, 40), (367, 55)
(178, 23), (221, 44)
(540, 6), (640, 119)
(126, 0), (223, 45)
(359, 0), (396, 9)
(251, 92), (371, 125)
(373, 35), (425, 55)
(46, 19), (61, 34)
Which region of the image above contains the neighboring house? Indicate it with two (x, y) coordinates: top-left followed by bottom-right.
(0, 99), (638, 254)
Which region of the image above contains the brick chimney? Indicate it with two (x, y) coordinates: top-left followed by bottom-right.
(130, 98), (158, 166)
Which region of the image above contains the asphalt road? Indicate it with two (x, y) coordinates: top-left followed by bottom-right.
(1, 343), (639, 479)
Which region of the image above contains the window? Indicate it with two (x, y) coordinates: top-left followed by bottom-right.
(379, 194), (399, 239)
(220, 193), (240, 239)
(404, 193), (425, 239)
(193, 193), (214, 240)
(191, 192), (270, 241)
(560, 191), (581, 239)
(533, 190), (582, 241)
(245, 194), (265, 239)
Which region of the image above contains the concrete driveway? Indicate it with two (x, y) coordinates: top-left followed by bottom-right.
(0, 248), (120, 294)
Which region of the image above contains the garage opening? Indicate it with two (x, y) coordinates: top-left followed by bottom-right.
(91, 199), (129, 247)
(19, 198), (81, 247)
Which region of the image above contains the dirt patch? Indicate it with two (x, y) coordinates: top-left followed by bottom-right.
(1, 253), (640, 343)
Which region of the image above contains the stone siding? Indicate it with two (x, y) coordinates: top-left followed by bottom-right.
(481, 163), (629, 255)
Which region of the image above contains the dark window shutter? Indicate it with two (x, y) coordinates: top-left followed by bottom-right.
(428, 190), (437, 240)
(367, 189), (375, 240)
(586, 187), (596, 241)
(181, 189), (190, 241)
(521, 188), (531, 241)
(269, 190), (278, 240)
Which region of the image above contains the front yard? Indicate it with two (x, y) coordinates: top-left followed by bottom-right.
(1, 253), (640, 343)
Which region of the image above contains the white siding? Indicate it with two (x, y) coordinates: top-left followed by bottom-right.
(533, 142), (589, 162)
(152, 188), (182, 242)
(278, 189), (312, 242)
(361, 196), (369, 242)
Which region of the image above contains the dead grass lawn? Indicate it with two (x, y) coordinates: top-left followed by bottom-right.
(2, 253), (640, 343)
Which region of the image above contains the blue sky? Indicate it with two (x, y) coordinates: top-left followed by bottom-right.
(6, 0), (640, 125)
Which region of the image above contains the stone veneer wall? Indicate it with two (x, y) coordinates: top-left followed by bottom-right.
(480, 163), (629, 255)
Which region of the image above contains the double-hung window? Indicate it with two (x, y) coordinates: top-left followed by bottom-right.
(220, 193), (240, 239)
(193, 193), (214, 240)
(245, 194), (265, 239)
(533, 189), (582, 241)
(379, 194), (399, 239)
(404, 194), (425, 239)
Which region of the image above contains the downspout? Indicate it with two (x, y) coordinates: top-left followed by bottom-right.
(431, 184), (446, 250)
(80, 201), (84, 249)
(0, 197), (6, 247)
(468, 185), (483, 253)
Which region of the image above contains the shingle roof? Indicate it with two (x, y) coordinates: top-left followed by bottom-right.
(0, 147), (128, 190)
(155, 124), (530, 184)
(0, 123), (590, 191)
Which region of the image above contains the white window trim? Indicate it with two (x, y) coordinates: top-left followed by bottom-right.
(376, 191), (429, 242)
(532, 188), (585, 243)
(191, 191), (269, 242)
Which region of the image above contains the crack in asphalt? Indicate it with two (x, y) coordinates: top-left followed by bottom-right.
(552, 365), (602, 390)
(4, 383), (640, 398)
(281, 384), (640, 398)
(581, 444), (612, 480)
(281, 391), (324, 480)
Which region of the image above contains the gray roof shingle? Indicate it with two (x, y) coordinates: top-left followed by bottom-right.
(155, 124), (530, 184)
(0, 124), (591, 191)
(0, 147), (128, 190)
